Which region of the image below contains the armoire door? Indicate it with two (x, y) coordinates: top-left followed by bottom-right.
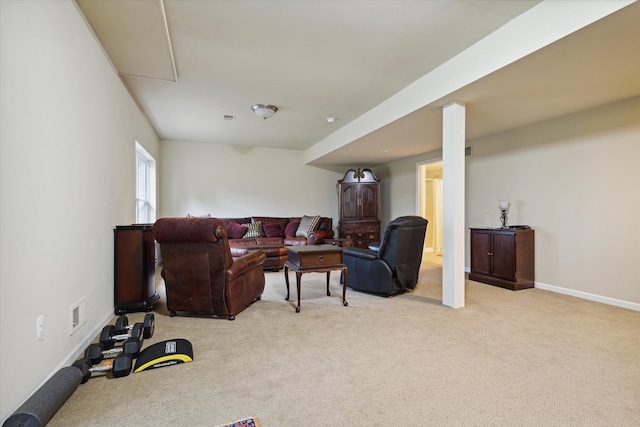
(359, 184), (379, 220)
(341, 184), (359, 221)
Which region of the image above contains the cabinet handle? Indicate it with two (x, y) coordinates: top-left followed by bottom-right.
(488, 252), (493, 256)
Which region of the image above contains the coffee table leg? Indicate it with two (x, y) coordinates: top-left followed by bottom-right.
(326, 271), (331, 296)
(284, 266), (290, 301)
(342, 266), (348, 307)
(296, 272), (302, 313)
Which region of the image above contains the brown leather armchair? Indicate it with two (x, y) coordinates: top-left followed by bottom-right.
(154, 217), (266, 320)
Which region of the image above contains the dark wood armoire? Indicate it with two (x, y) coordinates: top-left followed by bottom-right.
(114, 224), (159, 314)
(338, 168), (381, 249)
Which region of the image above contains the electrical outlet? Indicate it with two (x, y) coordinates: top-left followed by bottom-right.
(36, 314), (44, 341)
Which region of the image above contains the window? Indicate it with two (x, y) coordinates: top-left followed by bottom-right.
(135, 142), (156, 223)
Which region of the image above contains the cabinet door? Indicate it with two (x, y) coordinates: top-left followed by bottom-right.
(470, 230), (491, 276)
(341, 184), (359, 220)
(491, 231), (516, 281)
(114, 229), (145, 305)
(359, 184), (379, 220)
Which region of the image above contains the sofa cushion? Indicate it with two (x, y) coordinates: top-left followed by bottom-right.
(227, 221), (248, 239)
(284, 237), (309, 246)
(229, 246), (249, 257)
(229, 238), (256, 245)
(284, 221), (300, 238)
(253, 237), (285, 245)
(263, 222), (284, 238)
(296, 215), (321, 238)
(242, 221), (264, 238)
(221, 217), (252, 226)
(251, 216), (290, 231)
(243, 244), (288, 257)
(316, 217), (332, 230)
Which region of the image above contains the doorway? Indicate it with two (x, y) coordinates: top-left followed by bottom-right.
(417, 160), (443, 265)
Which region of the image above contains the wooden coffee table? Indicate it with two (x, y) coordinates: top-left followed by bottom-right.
(283, 245), (348, 313)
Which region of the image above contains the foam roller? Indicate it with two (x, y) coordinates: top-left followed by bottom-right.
(3, 366), (82, 427)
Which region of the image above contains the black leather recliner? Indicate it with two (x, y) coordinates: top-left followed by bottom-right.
(343, 216), (428, 296)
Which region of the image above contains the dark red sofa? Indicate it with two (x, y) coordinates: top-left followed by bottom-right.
(217, 216), (334, 270)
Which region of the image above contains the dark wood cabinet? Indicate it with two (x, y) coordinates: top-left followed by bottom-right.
(114, 224), (159, 314)
(338, 168), (381, 249)
(469, 227), (534, 291)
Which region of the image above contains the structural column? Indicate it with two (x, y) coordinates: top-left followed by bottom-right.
(442, 101), (466, 308)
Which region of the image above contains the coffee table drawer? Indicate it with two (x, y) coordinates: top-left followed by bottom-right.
(287, 251), (341, 268)
(303, 251), (341, 267)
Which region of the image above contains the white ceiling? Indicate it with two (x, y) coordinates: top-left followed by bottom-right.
(74, 0), (640, 167)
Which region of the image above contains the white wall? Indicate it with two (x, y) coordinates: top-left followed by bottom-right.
(0, 1), (159, 419)
(383, 97), (640, 308)
(466, 97), (640, 307)
(159, 140), (342, 229)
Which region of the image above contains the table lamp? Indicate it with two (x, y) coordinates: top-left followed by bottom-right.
(499, 200), (510, 227)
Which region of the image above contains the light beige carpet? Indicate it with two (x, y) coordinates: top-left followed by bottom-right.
(48, 261), (640, 426)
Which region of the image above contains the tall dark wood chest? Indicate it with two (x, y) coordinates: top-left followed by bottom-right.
(114, 224), (159, 314)
(338, 168), (381, 249)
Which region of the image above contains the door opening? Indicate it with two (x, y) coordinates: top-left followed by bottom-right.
(417, 160), (443, 264)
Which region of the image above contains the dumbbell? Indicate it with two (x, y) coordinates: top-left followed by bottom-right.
(84, 339), (142, 365)
(99, 323), (144, 350)
(72, 354), (133, 383)
(114, 313), (155, 339)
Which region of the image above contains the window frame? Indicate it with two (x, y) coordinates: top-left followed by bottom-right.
(135, 142), (156, 224)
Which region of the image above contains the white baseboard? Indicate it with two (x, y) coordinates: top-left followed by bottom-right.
(535, 281), (640, 312)
(463, 265), (639, 312)
(5, 309), (115, 419)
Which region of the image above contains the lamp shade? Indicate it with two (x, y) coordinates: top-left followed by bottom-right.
(251, 104), (278, 119)
(499, 200), (510, 210)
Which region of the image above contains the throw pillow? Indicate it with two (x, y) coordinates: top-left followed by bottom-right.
(226, 221), (248, 239)
(263, 223), (284, 238)
(284, 221), (300, 238)
(296, 215), (321, 238)
(242, 221), (264, 239)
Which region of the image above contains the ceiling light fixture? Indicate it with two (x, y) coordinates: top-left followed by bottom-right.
(251, 104), (278, 119)
(326, 117), (337, 123)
